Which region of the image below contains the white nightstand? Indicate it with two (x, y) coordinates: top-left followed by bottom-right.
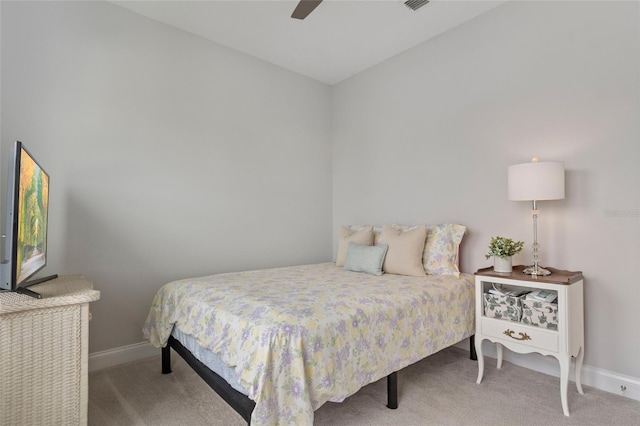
(474, 265), (584, 416)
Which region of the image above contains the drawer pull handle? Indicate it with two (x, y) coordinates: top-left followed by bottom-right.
(504, 329), (531, 341)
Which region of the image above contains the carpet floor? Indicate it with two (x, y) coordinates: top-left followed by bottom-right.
(88, 346), (639, 425)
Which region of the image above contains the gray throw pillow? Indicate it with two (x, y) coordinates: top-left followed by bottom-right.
(343, 242), (389, 276)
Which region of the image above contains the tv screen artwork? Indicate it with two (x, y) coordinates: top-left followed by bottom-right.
(15, 145), (49, 284)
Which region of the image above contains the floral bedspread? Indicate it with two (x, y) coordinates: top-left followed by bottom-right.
(142, 263), (474, 425)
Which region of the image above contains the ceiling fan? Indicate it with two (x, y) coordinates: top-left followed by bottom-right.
(291, 0), (323, 20)
(290, 0), (430, 20)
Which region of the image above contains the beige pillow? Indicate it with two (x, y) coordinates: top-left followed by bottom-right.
(380, 224), (427, 276)
(336, 226), (374, 267)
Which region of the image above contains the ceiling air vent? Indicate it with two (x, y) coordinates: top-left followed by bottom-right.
(404, 0), (429, 11)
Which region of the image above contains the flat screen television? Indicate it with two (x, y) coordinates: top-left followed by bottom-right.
(0, 141), (56, 298)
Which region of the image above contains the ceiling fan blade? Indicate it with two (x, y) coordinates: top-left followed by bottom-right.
(291, 0), (323, 20)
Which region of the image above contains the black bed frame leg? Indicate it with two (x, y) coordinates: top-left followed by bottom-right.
(469, 335), (477, 361)
(386, 372), (398, 409)
(162, 345), (172, 374)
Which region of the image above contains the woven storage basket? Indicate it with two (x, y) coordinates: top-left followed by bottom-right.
(0, 276), (100, 426)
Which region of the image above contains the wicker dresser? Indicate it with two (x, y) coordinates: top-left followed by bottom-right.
(0, 275), (100, 426)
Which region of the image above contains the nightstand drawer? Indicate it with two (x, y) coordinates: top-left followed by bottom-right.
(481, 317), (558, 352)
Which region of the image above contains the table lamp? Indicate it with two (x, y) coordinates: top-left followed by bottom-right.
(508, 158), (565, 276)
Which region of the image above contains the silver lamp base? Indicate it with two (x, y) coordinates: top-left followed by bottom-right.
(523, 200), (552, 277)
(522, 265), (552, 276)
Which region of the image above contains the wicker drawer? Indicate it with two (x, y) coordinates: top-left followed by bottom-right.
(481, 317), (559, 352)
(0, 276), (99, 426)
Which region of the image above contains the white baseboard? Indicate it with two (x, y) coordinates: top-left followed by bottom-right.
(91, 340), (640, 402)
(457, 339), (640, 402)
(89, 341), (158, 373)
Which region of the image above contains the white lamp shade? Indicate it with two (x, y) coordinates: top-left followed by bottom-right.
(508, 161), (565, 201)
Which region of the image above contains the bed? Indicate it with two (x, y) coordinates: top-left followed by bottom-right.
(144, 263), (475, 424)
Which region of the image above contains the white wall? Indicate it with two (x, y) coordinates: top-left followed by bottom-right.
(332, 0), (640, 379)
(1, 1), (333, 353)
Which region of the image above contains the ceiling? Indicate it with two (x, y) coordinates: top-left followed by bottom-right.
(111, 0), (507, 85)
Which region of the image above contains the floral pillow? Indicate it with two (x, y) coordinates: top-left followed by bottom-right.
(423, 224), (466, 277)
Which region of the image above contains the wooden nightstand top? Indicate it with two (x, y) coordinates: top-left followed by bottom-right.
(475, 265), (583, 285)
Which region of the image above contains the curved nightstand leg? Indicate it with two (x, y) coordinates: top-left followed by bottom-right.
(575, 346), (584, 395)
(476, 337), (485, 384)
(559, 354), (571, 416)
(496, 342), (503, 369)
